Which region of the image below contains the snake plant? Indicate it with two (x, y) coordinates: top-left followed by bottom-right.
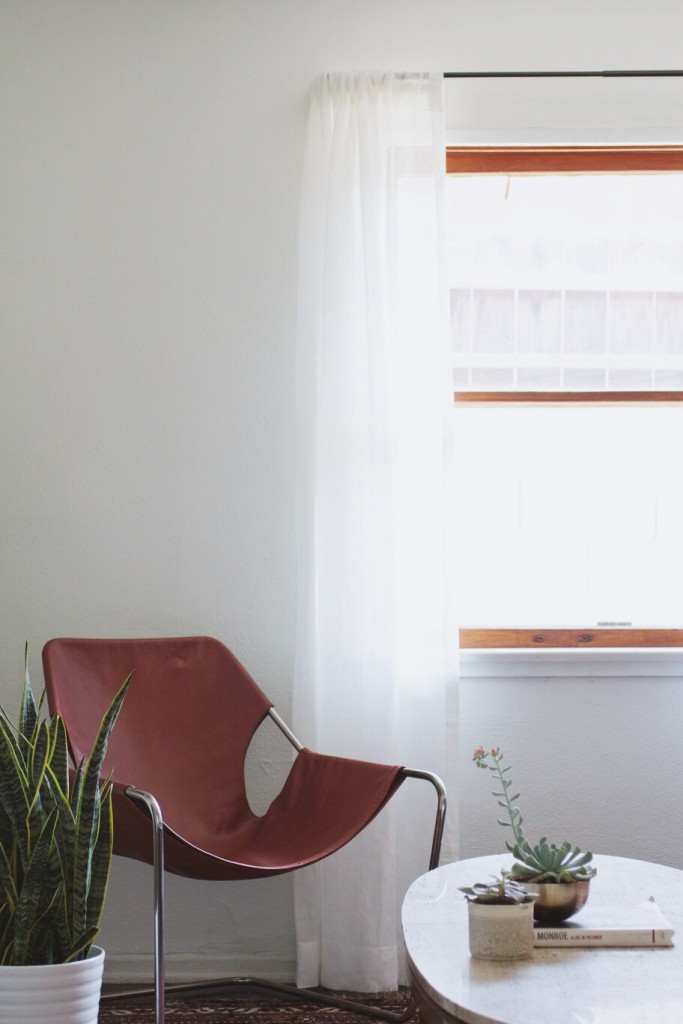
(0, 647), (131, 965)
(473, 746), (596, 884)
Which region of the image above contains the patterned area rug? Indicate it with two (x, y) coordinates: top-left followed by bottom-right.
(98, 989), (417, 1023)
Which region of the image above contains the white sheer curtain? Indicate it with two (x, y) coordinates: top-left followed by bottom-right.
(293, 72), (459, 993)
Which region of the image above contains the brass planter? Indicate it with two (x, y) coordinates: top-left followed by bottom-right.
(523, 880), (591, 924)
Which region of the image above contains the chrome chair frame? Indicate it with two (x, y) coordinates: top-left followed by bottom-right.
(104, 708), (447, 1024)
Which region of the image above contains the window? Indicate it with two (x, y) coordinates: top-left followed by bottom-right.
(447, 148), (683, 648)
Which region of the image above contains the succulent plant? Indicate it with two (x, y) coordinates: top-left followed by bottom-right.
(460, 870), (536, 905)
(508, 837), (595, 883)
(473, 746), (596, 884)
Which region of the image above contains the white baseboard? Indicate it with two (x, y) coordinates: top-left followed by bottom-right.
(103, 951), (296, 986)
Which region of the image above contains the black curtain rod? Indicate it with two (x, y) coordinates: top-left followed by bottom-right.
(444, 69), (683, 79)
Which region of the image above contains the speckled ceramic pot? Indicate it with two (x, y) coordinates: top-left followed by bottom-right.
(467, 901), (535, 960)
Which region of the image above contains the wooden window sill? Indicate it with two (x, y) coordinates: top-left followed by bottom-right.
(454, 392), (683, 404)
(460, 629), (683, 649)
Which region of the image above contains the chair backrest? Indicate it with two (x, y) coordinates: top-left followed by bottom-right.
(42, 636), (273, 839)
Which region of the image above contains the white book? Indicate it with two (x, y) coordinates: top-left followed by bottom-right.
(533, 900), (675, 948)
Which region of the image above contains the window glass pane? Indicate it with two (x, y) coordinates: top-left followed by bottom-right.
(609, 291), (653, 355)
(563, 368), (606, 389)
(450, 289), (471, 354)
(656, 293), (683, 354)
(472, 290), (514, 353)
(608, 368), (652, 389)
(447, 172), (683, 390)
(563, 290), (607, 354)
(655, 368), (683, 388)
(517, 367), (561, 389)
(454, 403), (683, 628)
(471, 367), (514, 388)
(517, 290), (561, 354)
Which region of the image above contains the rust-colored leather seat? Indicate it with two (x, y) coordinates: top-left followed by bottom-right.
(42, 636), (446, 1024)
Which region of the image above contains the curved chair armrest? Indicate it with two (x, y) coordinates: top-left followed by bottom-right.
(268, 709), (447, 872)
(399, 768), (447, 871)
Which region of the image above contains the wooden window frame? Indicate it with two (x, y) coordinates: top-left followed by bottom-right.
(449, 145), (683, 649)
(446, 145), (683, 175)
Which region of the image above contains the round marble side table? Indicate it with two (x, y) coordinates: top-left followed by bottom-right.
(402, 853), (683, 1024)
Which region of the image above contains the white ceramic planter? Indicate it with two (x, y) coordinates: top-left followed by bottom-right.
(0, 946), (104, 1024)
(467, 902), (534, 960)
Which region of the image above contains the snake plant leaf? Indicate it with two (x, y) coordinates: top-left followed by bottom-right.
(0, 720), (32, 871)
(25, 885), (64, 966)
(0, 839), (17, 958)
(71, 784), (100, 942)
(71, 672), (132, 949)
(40, 767), (74, 961)
(0, 844), (18, 914)
(83, 792), (113, 947)
(70, 760), (85, 814)
(50, 880), (73, 965)
(0, 799), (13, 857)
(44, 764), (75, 848)
(42, 748), (75, 858)
(17, 644), (38, 763)
(12, 807), (59, 965)
(47, 714), (69, 798)
(27, 719), (51, 822)
(64, 925), (100, 964)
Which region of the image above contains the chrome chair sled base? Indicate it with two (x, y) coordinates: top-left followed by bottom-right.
(105, 977), (417, 1023)
(110, 758), (445, 1024)
(42, 636), (447, 1024)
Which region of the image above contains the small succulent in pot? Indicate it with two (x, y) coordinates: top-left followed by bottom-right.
(460, 870), (536, 961)
(473, 746), (595, 922)
(460, 870), (536, 905)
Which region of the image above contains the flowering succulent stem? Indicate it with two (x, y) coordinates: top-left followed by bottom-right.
(473, 746), (596, 884)
(473, 746), (525, 845)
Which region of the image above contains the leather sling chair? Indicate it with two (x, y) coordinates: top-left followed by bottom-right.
(42, 636), (446, 1024)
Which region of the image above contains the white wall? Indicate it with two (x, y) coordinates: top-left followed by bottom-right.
(459, 655), (683, 867)
(3, 0), (683, 984)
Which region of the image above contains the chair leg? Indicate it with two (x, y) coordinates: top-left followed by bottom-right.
(125, 787), (166, 1024)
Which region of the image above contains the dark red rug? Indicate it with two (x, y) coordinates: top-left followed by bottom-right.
(98, 989), (417, 1023)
